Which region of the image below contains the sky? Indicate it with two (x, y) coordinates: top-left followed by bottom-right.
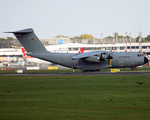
(0, 0), (150, 38)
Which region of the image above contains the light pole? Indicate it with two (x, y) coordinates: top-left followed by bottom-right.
(113, 33), (115, 45)
(116, 26), (118, 44)
(93, 25), (95, 45)
(139, 32), (142, 52)
(100, 33), (103, 46)
(122, 25), (124, 43)
(125, 32), (128, 52)
(129, 33), (131, 52)
(113, 33), (115, 51)
(133, 27), (136, 52)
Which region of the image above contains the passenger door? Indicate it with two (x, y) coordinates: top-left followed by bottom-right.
(74, 60), (78, 68)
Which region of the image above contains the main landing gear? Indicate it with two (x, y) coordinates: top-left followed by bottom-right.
(83, 70), (100, 72)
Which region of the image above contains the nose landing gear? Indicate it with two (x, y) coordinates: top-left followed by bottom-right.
(131, 66), (137, 70)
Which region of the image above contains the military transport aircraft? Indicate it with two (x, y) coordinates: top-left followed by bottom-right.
(5, 28), (148, 72)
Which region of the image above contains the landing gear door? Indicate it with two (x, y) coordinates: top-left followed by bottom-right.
(74, 60), (78, 68)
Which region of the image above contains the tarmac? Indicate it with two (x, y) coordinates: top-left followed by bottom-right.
(0, 72), (150, 76)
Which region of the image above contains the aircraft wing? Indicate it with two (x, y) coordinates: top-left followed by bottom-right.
(72, 51), (113, 63)
(72, 51), (104, 59)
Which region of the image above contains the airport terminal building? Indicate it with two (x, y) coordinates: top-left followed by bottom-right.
(0, 36), (150, 66)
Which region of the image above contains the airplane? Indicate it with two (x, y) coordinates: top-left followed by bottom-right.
(5, 28), (148, 72)
(21, 46), (84, 65)
(78, 47), (84, 53)
(21, 47), (51, 65)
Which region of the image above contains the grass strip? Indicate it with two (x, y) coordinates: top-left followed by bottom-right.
(0, 75), (150, 119)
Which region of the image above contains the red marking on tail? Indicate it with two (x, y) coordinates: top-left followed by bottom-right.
(78, 47), (85, 53)
(21, 47), (33, 58)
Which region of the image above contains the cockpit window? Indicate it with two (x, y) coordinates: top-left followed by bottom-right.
(137, 54), (143, 57)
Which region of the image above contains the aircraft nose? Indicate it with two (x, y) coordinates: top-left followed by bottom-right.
(144, 57), (148, 64)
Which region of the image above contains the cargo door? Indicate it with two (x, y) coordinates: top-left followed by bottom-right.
(74, 60), (78, 68)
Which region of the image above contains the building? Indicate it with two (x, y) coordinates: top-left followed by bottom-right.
(40, 38), (70, 45)
(0, 42), (150, 66)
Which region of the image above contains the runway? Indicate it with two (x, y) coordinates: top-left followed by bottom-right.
(1, 72), (150, 76)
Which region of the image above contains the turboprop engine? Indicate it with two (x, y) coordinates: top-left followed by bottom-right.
(85, 56), (100, 62)
(85, 53), (113, 62)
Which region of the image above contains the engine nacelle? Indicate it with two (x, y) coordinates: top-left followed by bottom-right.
(85, 56), (100, 62)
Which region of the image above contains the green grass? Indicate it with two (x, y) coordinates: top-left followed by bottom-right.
(0, 75), (150, 120)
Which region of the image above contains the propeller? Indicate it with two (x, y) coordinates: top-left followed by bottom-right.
(99, 52), (113, 61)
(107, 54), (113, 59)
(100, 54), (105, 61)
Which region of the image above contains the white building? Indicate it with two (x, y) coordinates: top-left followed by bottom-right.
(0, 42), (150, 66)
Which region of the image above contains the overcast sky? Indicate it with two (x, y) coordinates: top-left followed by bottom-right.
(0, 0), (150, 38)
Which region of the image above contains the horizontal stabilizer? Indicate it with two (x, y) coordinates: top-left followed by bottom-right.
(4, 28), (33, 34)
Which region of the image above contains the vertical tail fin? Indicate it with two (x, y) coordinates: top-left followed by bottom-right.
(21, 47), (33, 58)
(78, 47), (85, 53)
(21, 47), (26, 58)
(5, 28), (47, 53)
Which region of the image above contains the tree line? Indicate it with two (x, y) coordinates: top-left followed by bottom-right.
(0, 37), (21, 48)
(0, 33), (150, 48)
